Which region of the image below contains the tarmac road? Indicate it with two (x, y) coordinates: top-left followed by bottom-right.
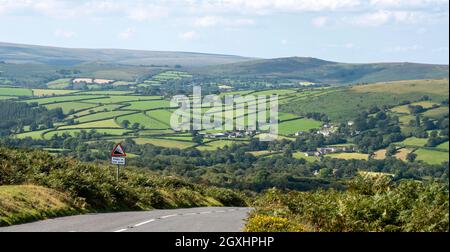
(0, 207), (251, 232)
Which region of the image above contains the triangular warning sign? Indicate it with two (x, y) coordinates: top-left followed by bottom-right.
(112, 144), (126, 157)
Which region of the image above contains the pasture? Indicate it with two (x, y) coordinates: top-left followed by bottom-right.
(133, 138), (196, 149)
(60, 119), (122, 129)
(414, 149), (449, 165)
(0, 87), (33, 97)
(46, 78), (72, 89)
(397, 137), (428, 148)
(45, 102), (98, 114)
(278, 118), (323, 136)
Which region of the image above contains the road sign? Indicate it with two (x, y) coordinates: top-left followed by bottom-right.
(111, 143), (126, 181)
(111, 144), (126, 157)
(111, 157), (126, 165)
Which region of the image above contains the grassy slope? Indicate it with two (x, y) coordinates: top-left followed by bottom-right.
(197, 57), (449, 84)
(281, 79), (449, 122)
(0, 147), (247, 226)
(0, 185), (80, 226)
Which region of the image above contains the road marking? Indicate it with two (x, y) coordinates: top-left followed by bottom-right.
(134, 219), (156, 227)
(215, 210), (226, 213)
(114, 229), (128, 232)
(160, 214), (177, 219)
(200, 211), (212, 214)
(183, 213), (197, 216)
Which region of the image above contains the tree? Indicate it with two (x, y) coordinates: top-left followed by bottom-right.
(386, 145), (397, 157)
(193, 134), (204, 144)
(132, 123), (140, 130)
(406, 153), (417, 163)
(121, 120), (131, 129)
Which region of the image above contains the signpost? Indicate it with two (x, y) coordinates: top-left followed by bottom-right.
(111, 143), (126, 181)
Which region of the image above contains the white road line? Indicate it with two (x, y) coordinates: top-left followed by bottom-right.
(215, 210), (226, 213)
(134, 219), (156, 227)
(160, 214), (177, 219)
(183, 213), (197, 216)
(114, 229), (128, 232)
(200, 211), (212, 214)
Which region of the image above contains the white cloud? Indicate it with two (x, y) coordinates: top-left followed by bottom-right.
(118, 28), (136, 40)
(179, 31), (198, 41)
(54, 29), (76, 38)
(281, 39), (288, 45)
(370, 0), (449, 9)
(190, 0), (361, 14)
(126, 6), (169, 21)
(194, 16), (255, 28)
(312, 16), (329, 27)
(345, 10), (431, 26)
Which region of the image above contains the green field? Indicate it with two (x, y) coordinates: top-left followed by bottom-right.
(15, 129), (51, 140)
(46, 79), (72, 89)
(414, 148), (449, 165)
(75, 111), (133, 123)
(391, 101), (439, 114)
(44, 129), (132, 139)
(70, 104), (124, 118)
(60, 119), (122, 129)
(278, 118), (322, 136)
(25, 95), (107, 105)
(197, 140), (245, 151)
(124, 100), (171, 111)
(118, 113), (170, 130)
(133, 138), (196, 149)
(252, 89), (297, 96)
(437, 141), (449, 151)
(84, 95), (162, 104)
(0, 87), (33, 97)
(293, 152), (321, 162)
(78, 91), (134, 95)
(45, 102), (98, 114)
(422, 106), (449, 119)
(0, 96), (16, 100)
(397, 137), (428, 147)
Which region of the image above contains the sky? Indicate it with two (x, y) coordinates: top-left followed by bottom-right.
(0, 0), (448, 64)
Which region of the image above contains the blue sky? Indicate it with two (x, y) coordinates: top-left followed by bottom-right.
(0, 0), (448, 64)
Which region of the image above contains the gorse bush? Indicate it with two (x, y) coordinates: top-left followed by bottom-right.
(248, 175), (449, 232)
(0, 147), (247, 212)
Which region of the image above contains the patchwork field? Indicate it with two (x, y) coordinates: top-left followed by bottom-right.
(9, 84), (448, 156)
(414, 148), (449, 165)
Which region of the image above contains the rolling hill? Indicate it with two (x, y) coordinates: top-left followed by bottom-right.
(0, 42), (252, 67)
(195, 57), (449, 85)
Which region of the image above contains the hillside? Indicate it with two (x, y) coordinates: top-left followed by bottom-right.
(195, 57), (449, 85)
(0, 42), (252, 67)
(0, 146), (247, 226)
(281, 79), (449, 121)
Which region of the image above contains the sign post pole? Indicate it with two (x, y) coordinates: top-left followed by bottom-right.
(111, 143), (127, 181)
(117, 164), (120, 181)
